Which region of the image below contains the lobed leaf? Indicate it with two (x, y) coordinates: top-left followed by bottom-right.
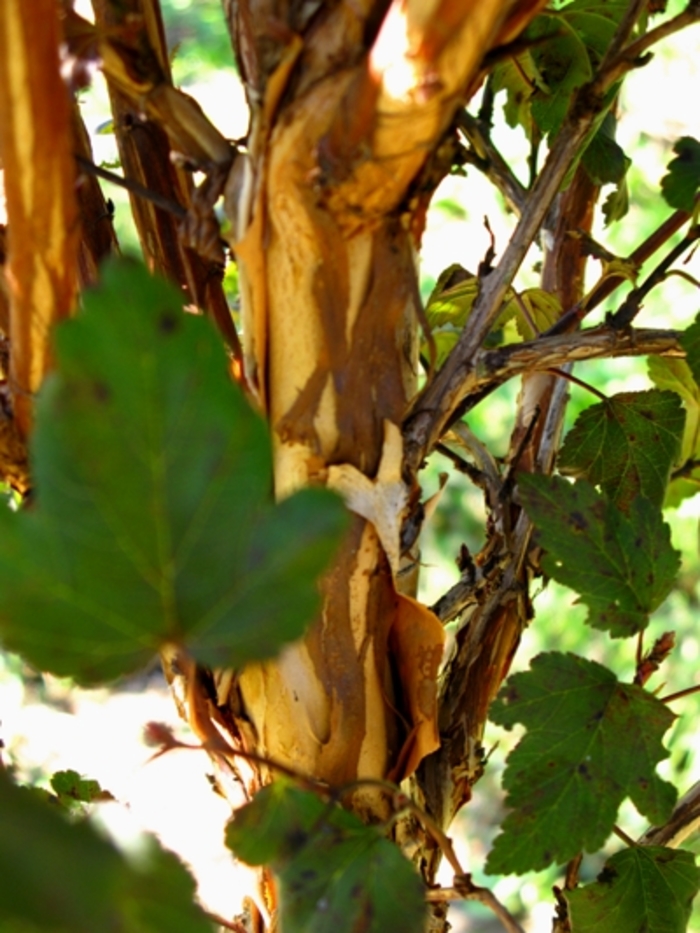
(226, 783), (426, 933)
(486, 653), (677, 875)
(558, 390), (684, 512)
(529, 15), (592, 136)
(566, 846), (700, 933)
(519, 475), (680, 637)
(0, 259), (348, 683)
(661, 137), (700, 212)
(493, 1), (629, 141)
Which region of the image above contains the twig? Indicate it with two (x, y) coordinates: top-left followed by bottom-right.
(403, 0), (652, 476)
(604, 1), (700, 82)
(636, 630), (644, 670)
(563, 853), (583, 891)
(435, 442), (485, 488)
(427, 879), (526, 933)
(460, 326), (682, 416)
(457, 112), (526, 215)
(75, 154), (188, 220)
(660, 683), (700, 704)
(205, 911), (248, 933)
(609, 225), (700, 327)
(144, 720), (324, 790)
(545, 201), (697, 336)
(613, 824), (638, 847)
(542, 367), (608, 401)
(596, 0), (650, 87)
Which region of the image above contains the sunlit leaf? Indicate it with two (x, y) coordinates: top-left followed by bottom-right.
(487, 653), (677, 875)
(566, 846), (700, 933)
(226, 783), (426, 933)
(50, 769), (114, 812)
(558, 390), (684, 511)
(648, 356), (700, 506)
(0, 259), (348, 683)
(519, 475), (680, 637)
(503, 288), (563, 339)
(661, 137), (700, 212)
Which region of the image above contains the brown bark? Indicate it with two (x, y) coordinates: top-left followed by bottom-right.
(89, 0), (240, 355)
(208, 4), (551, 904)
(416, 167), (601, 835)
(0, 0), (80, 438)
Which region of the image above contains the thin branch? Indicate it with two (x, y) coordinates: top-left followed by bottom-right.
(205, 911), (248, 933)
(613, 824), (638, 847)
(427, 879), (526, 933)
(660, 683), (700, 704)
(75, 154), (188, 220)
(457, 112), (526, 215)
(402, 0), (651, 475)
(461, 326), (682, 415)
(542, 367), (608, 400)
(609, 225), (700, 327)
(596, 0), (650, 86)
(605, 1), (700, 81)
(144, 719), (325, 790)
(545, 200), (697, 336)
(435, 442), (485, 488)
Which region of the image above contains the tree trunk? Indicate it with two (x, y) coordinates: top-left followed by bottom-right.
(208, 0), (549, 900)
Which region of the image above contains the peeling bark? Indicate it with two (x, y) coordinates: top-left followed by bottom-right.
(0, 0), (80, 437)
(213, 5), (550, 908)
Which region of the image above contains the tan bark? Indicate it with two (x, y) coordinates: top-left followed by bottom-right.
(216, 0), (547, 848)
(0, 0), (80, 437)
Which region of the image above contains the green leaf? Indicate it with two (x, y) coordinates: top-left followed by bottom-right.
(518, 475), (680, 637)
(567, 847), (700, 933)
(582, 113), (631, 186)
(529, 15), (592, 136)
(558, 390), (684, 511)
(486, 653), (677, 875)
(561, 3), (630, 61)
(648, 356), (700, 506)
(493, 1), (629, 141)
(226, 783), (426, 933)
(0, 768), (212, 933)
(679, 312), (700, 388)
(491, 52), (543, 139)
(0, 259), (348, 683)
(602, 174), (630, 225)
(50, 769), (114, 811)
(661, 137), (700, 212)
